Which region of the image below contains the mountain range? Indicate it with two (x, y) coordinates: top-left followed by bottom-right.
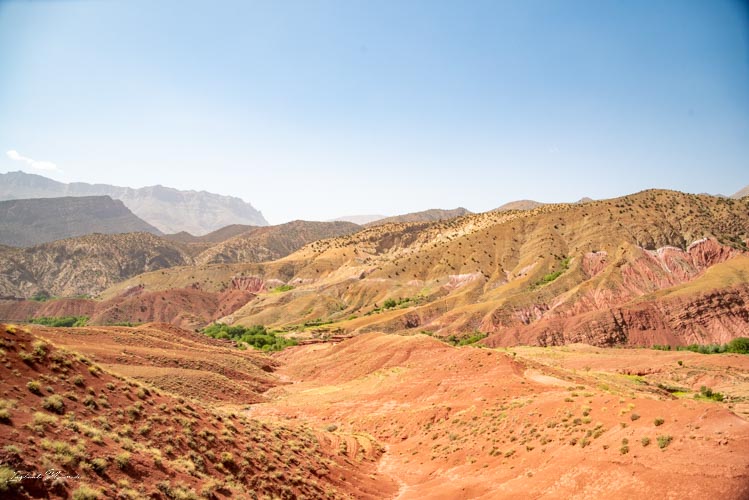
(81, 189), (749, 346)
(1, 183), (748, 499)
(0, 195), (161, 247)
(0, 170), (268, 234)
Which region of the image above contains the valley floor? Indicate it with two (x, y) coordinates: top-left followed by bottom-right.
(14, 324), (749, 499)
(249, 334), (749, 499)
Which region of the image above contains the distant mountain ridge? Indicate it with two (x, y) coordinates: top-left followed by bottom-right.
(365, 208), (471, 227)
(330, 215), (387, 225)
(0, 196), (161, 247)
(732, 184), (749, 199)
(0, 220), (363, 297)
(195, 220), (361, 265)
(0, 170), (268, 235)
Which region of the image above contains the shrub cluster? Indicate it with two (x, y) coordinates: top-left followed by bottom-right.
(28, 316), (89, 328)
(202, 324), (297, 351)
(652, 337), (749, 355)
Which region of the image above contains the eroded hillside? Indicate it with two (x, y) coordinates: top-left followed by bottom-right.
(99, 190), (749, 347)
(0, 323), (396, 499)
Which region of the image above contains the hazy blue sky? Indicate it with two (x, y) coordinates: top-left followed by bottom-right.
(1, 0), (747, 224)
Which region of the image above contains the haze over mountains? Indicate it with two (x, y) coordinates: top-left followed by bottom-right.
(0, 196), (161, 246)
(0, 171), (268, 234)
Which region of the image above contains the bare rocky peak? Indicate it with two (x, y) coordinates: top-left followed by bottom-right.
(731, 184), (749, 199)
(0, 170), (268, 235)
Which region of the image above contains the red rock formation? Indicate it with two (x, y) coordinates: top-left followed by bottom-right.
(231, 275), (265, 293)
(486, 284), (749, 348)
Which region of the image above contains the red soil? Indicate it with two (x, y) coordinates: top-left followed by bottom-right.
(250, 333), (749, 499)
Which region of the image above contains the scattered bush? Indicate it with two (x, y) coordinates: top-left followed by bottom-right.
(654, 418), (664, 426)
(71, 484), (100, 500)
(32, 411), (58, 429)
(42, 395), (65, 414)
(115, 451), (131, 469)
(32, 340), (48, 359)
(90, 458), (108, 474)
(27, 380), (42, 395)
(641, 437), (651, 447)
(0, 466), (20, 493)
(657, 435), (672, 449)
(630, 413), (640, 421)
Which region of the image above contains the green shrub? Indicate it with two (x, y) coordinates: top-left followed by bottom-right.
(654, 418), (664, 426)
(445, 332), (488, 347)
(30, 290), (52, 302)
(727, 337), (749, 354)
(630, 413), (640, 421)
(697, 386), (725, 402)
(531, 257), (571, 288)
(657, 435), (672, 449)
(641, 437), (651, 447)
(28, 316), (89, 328)
(202, 324), (297, 351)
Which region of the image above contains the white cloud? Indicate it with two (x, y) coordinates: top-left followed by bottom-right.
(6, 150), (61, 172)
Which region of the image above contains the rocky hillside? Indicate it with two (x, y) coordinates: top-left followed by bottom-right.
(365, 207), (471, 227)
(103, 190), (749, 347)
(0, 221), (364, 299)
(0, 323), (392, 498)
(164, 224), (257, 245)
(0, 196), (161, 247)
(0, 233), (191, 298)
(0, 171), (268, 234)
(194, 220), (361, 265)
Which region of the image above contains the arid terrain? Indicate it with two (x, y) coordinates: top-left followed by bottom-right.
(0, 188), (748, 499)
(2, 322), (748, 499)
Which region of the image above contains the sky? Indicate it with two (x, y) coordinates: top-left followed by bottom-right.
(0, 0), (748, 224)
